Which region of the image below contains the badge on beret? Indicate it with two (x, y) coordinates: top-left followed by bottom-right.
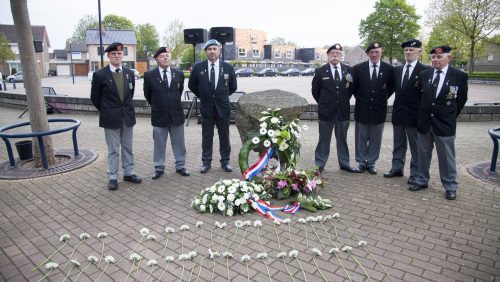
(335, 44), (340, 49)
(435, 47), (443, 54)
(411, 41), (416, 46)
(116, 45), (122, 51)
(374, 42), (379, 48)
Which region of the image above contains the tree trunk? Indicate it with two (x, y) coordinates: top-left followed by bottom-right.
(10, 0), (55, 167)
(469, 37), (475, 74)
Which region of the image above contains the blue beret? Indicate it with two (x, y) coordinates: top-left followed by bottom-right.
(431, 46), (452, 54)
(104, 42), (123, 53)
(203, 39), (221, 50)
(401, 39), (422, 48)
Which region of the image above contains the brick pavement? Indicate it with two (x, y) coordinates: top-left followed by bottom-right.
(0, 107), (499, 281)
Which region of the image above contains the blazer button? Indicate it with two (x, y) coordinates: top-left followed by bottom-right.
(430, 114), (434, 117)
(432, 102), (435, 106)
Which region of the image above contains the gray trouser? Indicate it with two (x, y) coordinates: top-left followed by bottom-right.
(414, 129), (457, 191)
(153, 125), (186, 171)
(104, 123), (135, 180)
(315, 118), (351, 168)
(355, 122), (384, 167)
(391, 124), (418, 177)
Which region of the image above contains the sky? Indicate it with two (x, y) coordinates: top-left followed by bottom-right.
(0, 0), (432, 50)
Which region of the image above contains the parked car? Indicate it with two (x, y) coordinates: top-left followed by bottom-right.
(130, 69), (141, 80)
(235, 67), (254, 77)
(300, 67), (316, 76)
(255, 68), (279, 77)
(7, 72), (23, 82)
(280, 68), (301, 76)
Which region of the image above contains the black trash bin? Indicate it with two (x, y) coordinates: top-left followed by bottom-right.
(15, 140), (33, 160)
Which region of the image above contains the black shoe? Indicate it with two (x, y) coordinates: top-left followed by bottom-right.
(200, 165), (211, 174)
(123, 174), (142, 184)
(357, 165), (366, 173)
(340, 166), (361, 173)
(445, 190), (457, 200)
(408, 183), (428, 191)
(407, 176), (415, 185)
(176, 168), (190, 176)
(221, 164), (233, 172)
(318, 166), (324, 173)
(383, 170), (403, 178)
(152, 171), (164, 180)
(367, 166), (377, 175)
(108, 180), (118, 190)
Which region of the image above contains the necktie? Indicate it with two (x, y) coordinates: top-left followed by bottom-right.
(210, 63), (216, 89)
(334, 66), (340, 81)
(432, 70), (442, 96)
(402, 64), (410, 87)
(162, 69), (168, 86)
(115, 68), (121, 74)
(371, 64), (377, 81)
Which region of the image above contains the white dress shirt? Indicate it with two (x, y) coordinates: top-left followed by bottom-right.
(369, 61), (380, 78)
(401, 60), (417, 86)
(329, 63), (343, 80)
(158, 66), (171, 86)
(433, 65), (448, 97)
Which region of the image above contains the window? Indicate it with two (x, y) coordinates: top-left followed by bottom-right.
(316, 53), (321, 60)
(286, 50), (293, 59)
(123, 47), (128, 56)
(91, 62), (99, 71)
(238, 48), (246, 57)
(253, 48), (260, 58)
(251, 36), (257, 44)
(274, 50), (281, 58)
(71, 52), (82, 60)
(10, 43), (19, 55)
(97, 46), (104, 55)
(488, 53), (494, 62)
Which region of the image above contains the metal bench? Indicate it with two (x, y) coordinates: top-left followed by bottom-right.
(489, 127), (500, 172)
(18, 86), (63, 118)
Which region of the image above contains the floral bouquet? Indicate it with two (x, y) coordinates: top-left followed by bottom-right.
(257, 167), (332, 212)
(192, 179), (270, 216)
(239, 108), (307, 174)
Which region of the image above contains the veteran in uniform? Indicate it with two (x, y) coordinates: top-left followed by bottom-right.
(409, 46), (468, 200)
(384, 39), (429, 183)
(312, 43), (359, 173)
(90, 42), (142, 190)
(188, 39), (238, 174)
(144, 47), (189, 180)
(352, 42), (395, 174)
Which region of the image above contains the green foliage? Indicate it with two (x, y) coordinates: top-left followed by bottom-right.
(467, 72), (500, 79)
(425, 21), (469, 67)
(162, 19), (188, 61)
(181, 44), (206, 65)
(70, 14), (135, 42)
(102, 15), (134, 30)
(0, 33), (15, 64)
(10, 67), (16, 75)
(359, 0), (420, 63)
(135, 23), (159, 58)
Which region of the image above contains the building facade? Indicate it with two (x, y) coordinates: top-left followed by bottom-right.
(85, 29), (137, 72)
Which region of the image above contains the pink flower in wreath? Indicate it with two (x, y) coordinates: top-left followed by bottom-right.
(277, 180), (288, 189)
(291, 183), (299, 191)
(309, 180), (317, 190)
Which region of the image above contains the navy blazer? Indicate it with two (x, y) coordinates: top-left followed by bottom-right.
(188, 60), (237, 119)
(392, 62), (430, 126)
(143, 67), (185, 127)
(353, 60), (395, 124)
(417, 66), (468, 136)
(311, 63), (354, 121)
(90, 65), (136, 129)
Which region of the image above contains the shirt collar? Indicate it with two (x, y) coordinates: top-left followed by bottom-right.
(435, 65), (449, 75)
(405, 60), (417, 68)
(208, 59), (220, 69)
(109, 64), (121, 73)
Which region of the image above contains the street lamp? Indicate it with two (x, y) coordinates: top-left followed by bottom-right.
(69, 40), (74, 84)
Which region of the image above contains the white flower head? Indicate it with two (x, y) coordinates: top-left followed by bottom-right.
(315, 215), (323, 222)
(104, 255), (115, 263)
(273, 220), (281, 226)
(302, 124), (309, 131)
(178, 254), (188, 260)
(306, 216), (317, 222)
(341, 246), (353, 252)
(217, 201), (226, 212)
(80, 233), (90, 240)
(208, 248), (220, 259)
(164, 227), (175, 233)
(226, 209), (234, 216)
(147, 234), (156, 241)
(188, 251), (197, 259)
(311, 248), (322, 257)
(227, 193), (236, 202)
(147, 259), (158, 266)
(45, 262), (59, 270)
(277, 251), (287, 258)
(260, 122), (267, 128)
(235, 220), (243, 228)
(358, 240), (368, 247)
(139, 228), (150, 236)
(270, 117), (279, 124)
(298, 218), (307, 224)
(243, 220), (252, 227)
(267, 129), (275, 137)
(87, 256), (98, 263)
(332, 212), (340, 218)
(263, 140), (271, 147)
(164, 256), (174, 262)
(253, 220), (262, 227)
(129, 253), (142, 261)
(70, 259), (81, 266)
(59, 234), (70, 242)
(256, 252), (268, 259)
(283, 218), (291, 224)
(329, 248), (340, 254)
(222, 251), (233, 258)
(196, 221), (204, 228)
(240, 255), (251, 262)
(288, 249), (299, 258)
(180, 225), (190, 231)
(323, 215), (332, 221)
(259, 127), (267, 135)
(97, 232), (108, 238)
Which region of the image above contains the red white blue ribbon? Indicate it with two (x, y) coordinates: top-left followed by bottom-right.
(248, 198), (301, 223)
(242, 147), (275, 180)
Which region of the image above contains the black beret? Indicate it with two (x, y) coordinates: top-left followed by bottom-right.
(327, 43), (343, 53)
(365, 41), (382, 53)
(430, 46), (452, 54)
(104, 42), (123, 53)
(401, 39), (422, 48)
(153, 47), (170, 58)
